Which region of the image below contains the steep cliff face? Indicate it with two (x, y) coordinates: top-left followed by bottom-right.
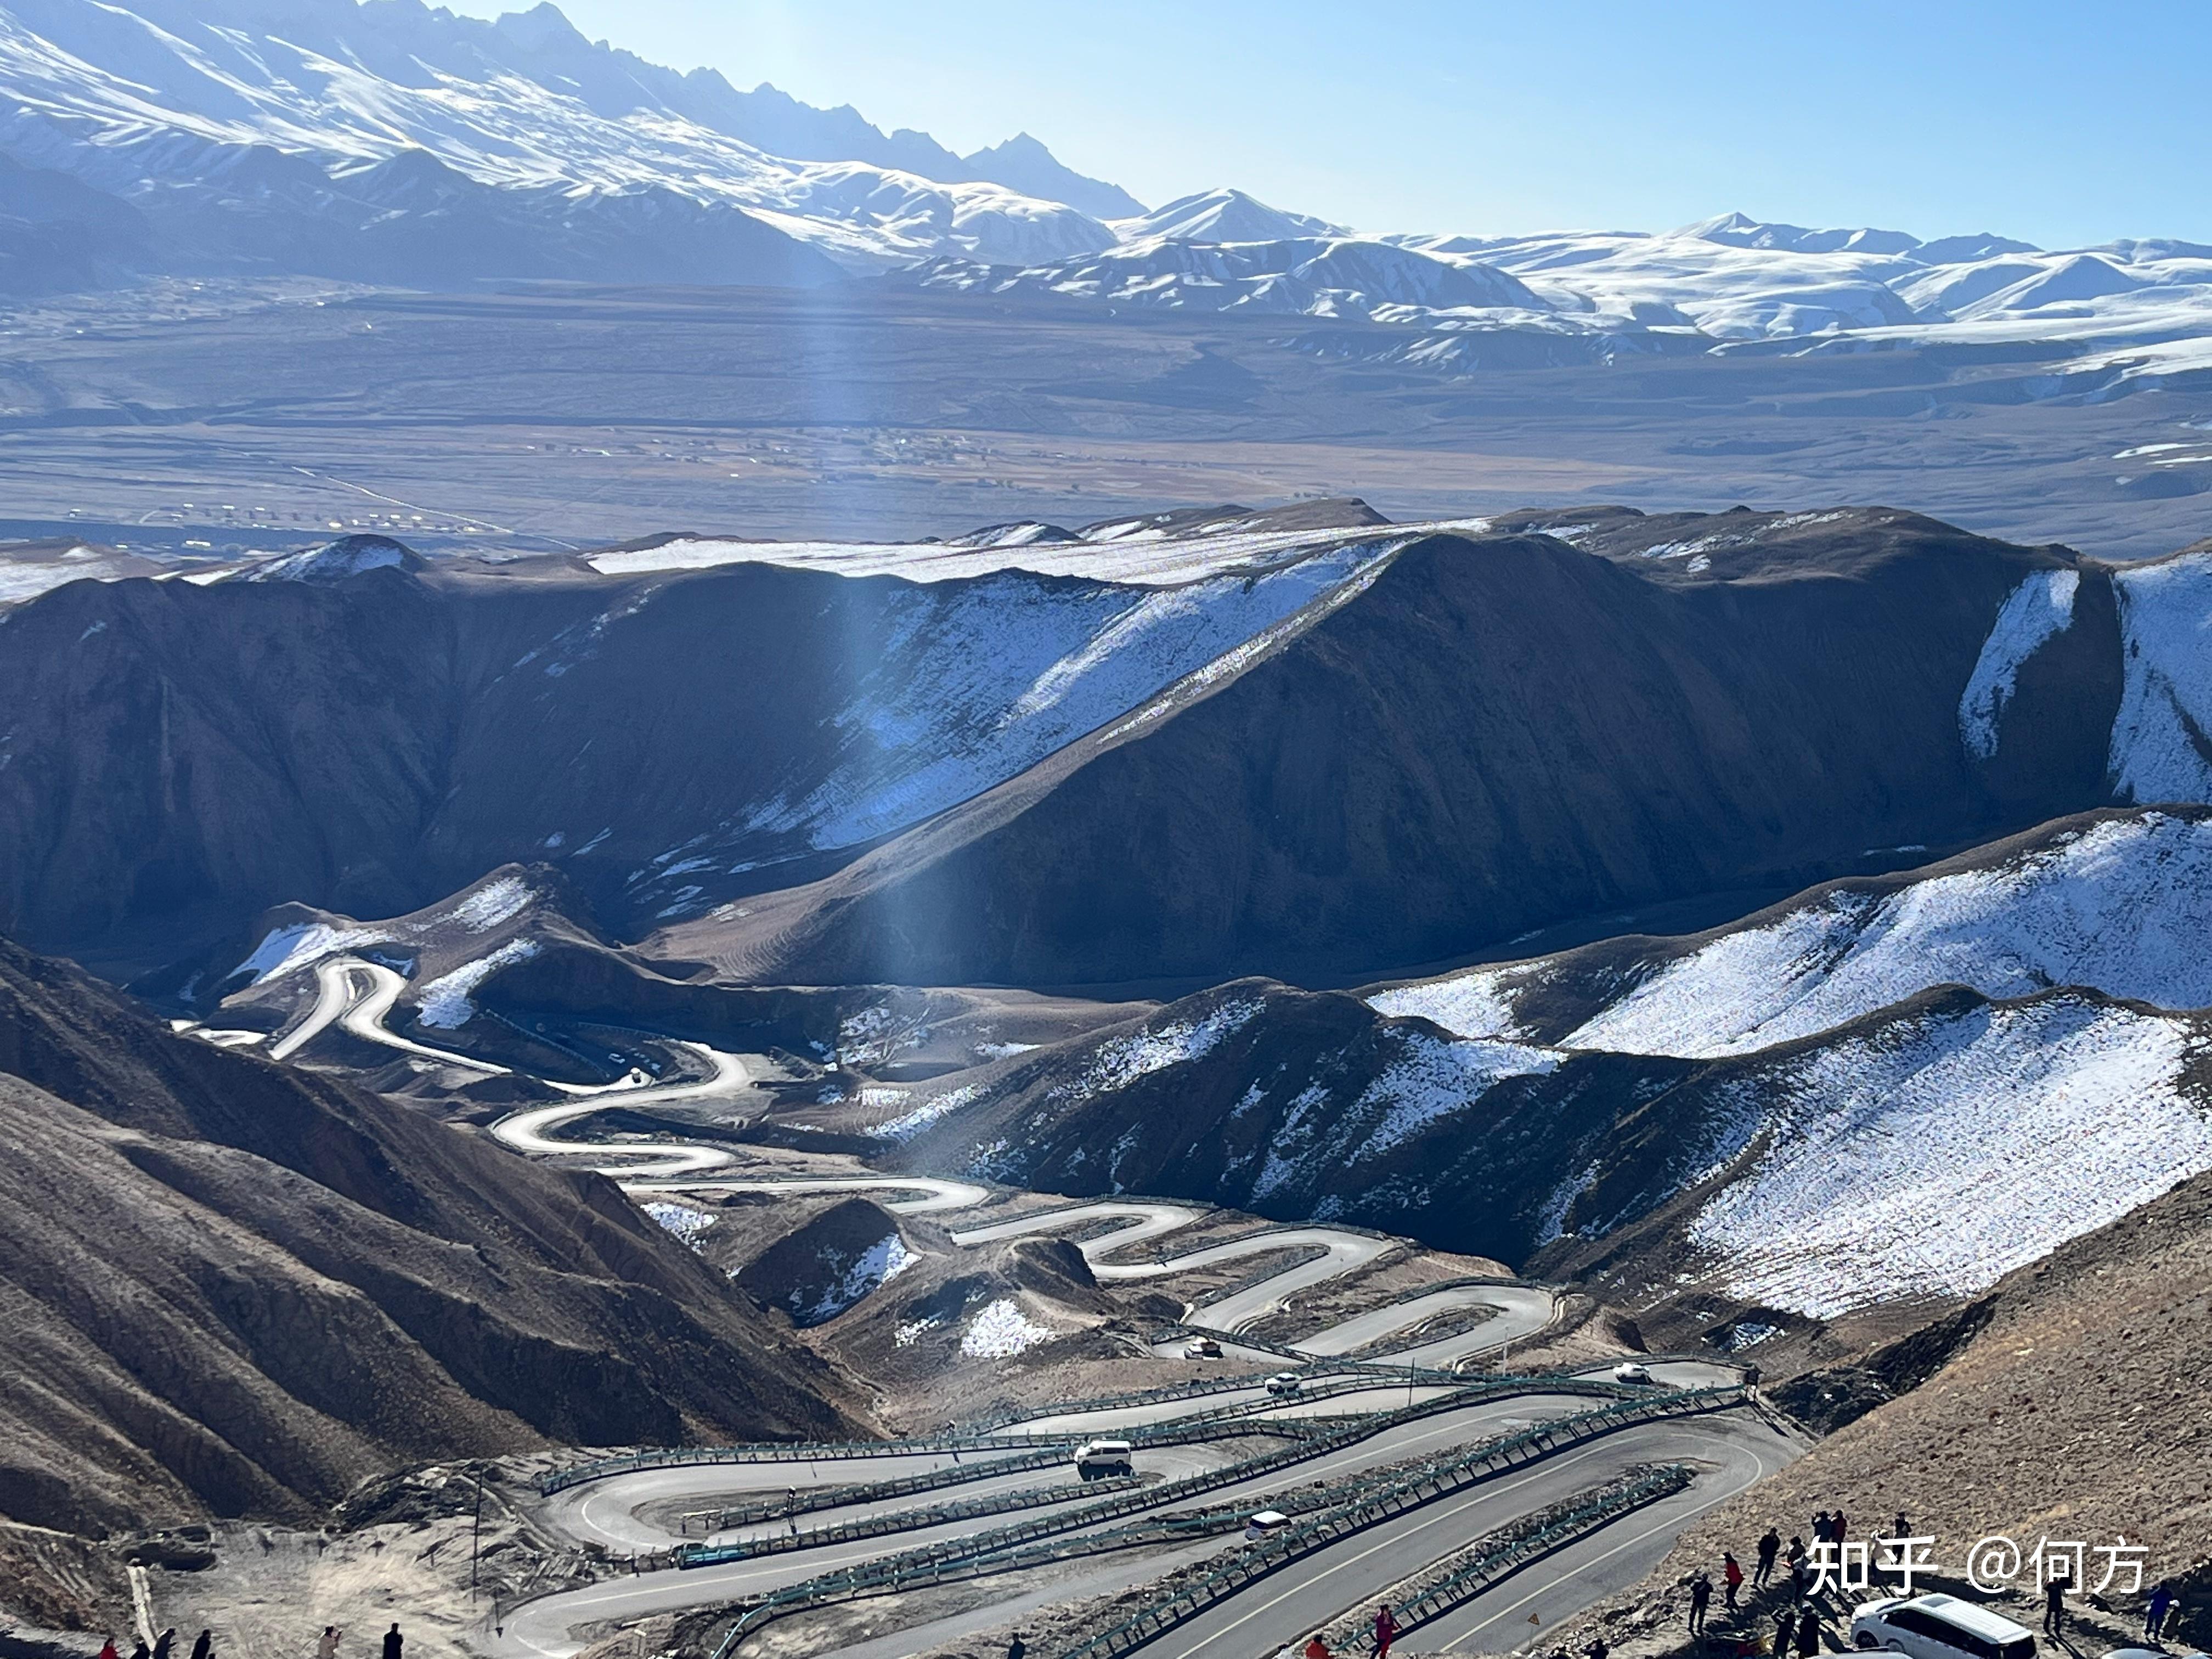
(0, 933), (864, 1536)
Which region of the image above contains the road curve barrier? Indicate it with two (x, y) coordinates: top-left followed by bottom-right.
(699, 1385), (1747, 1659)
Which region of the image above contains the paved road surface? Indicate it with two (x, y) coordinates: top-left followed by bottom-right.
(1133, 1413), (1801, 1659)
(499, 1390), (1622, 1656)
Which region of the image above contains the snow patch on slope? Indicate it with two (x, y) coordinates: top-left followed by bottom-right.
(416, 938), (540, 1028)
(960, 1296), (1058, 1357)
(1355, 1030), (1562, 1155)
(1689, 996), (2212, 1314)
(1056, 1000), (1265, 1099)
(1369, 966), (1523, 1040)
(2108, 550), (2212, 803)
(794, 1233), (917, 1324)
(1572, 815), (2212, 1056)
(1959, 569), (2079, 759)
(231, 922), (387, 985)
(868, 1085), (984, 1143)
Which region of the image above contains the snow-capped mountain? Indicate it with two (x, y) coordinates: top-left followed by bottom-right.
(0, 0), (1130, 274)
(913, 233), (1550, 323)
(4, 0), (2211, 375)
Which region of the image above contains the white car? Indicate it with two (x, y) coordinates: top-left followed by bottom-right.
(1073, 1438), (1134, 1479)
(1183, 1336), (1223, 1359)
(1264, 1372), (1304, 1397)
(1852, 1594), (2037, 1659)
(1611, 1361), (1654, 1384)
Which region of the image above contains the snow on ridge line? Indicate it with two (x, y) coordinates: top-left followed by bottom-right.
(1374, 812), (2212, 1059)
(1958, 568), (2079, 759)
(585, 520), (1497, 586)
(1687, 995), (2212, 1316)
(647, 541), (1401, 899)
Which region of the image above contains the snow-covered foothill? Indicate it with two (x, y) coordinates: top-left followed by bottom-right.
(1685, 994), (2212, 1315)
(1379, 813), (2212, 1059)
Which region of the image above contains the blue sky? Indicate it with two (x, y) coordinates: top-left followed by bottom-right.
(445, 0), (2209, 247)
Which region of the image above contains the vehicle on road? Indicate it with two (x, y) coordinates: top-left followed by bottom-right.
(1074, 1438), (1135, 1479)
(1184, 1336), (1223, 1358)
(1611, 1362), (1655, 1384)
(1265, 1372), (1304, 1397)
(1244, 1509), (1290, 1540)
(1852, 1595), (2037, 1659)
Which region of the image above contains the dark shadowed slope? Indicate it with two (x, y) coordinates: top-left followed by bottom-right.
(656, 511), (2119, 987)
(0, 933), (862, 1536)
(4, 507), (2193, 990)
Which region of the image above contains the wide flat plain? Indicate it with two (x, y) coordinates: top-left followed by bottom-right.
(1, 279), (2206, 558)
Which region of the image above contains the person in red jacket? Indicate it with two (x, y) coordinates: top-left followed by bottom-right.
(1724, 1552), (1746, 1609)
(1375, 1604), (1402, 1659)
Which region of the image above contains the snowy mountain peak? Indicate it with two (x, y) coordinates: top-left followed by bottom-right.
(1118, 187), (1348, 245)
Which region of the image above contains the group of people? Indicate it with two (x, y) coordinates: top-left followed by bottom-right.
(1271, 1601), (1403, 1659)
(94, 1632), (212, 1659)
(97, 1626), (407, 1659)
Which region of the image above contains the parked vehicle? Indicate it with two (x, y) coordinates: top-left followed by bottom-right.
(1852, 1595), (2037, 1659)
(1244, 1509), (1290, 1540)
(1183, 1336), (1223, 1358)
(1611, 1362), (1654, 1384)
(1073, 1438), (1135, 1480)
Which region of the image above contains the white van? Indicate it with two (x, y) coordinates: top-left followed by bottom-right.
(1244, 1509), (1290, 1541)
(1073, 1438), (1134, 1480)
(1852, 1595), (2037, 1659)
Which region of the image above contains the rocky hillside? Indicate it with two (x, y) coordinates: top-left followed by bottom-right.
(1551, 1166), (2212, 1659)
(0, 932), (862, 1538)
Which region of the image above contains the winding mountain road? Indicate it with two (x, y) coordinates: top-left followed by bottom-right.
(249, 946), (1792, 1659)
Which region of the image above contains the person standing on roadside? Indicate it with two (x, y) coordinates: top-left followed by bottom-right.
(2044, 1574), (2071, 1639)
(1305, 1635), (1331, 1659)
(153, 1629), (176, 1659)
(189, 1632), (212, 1659)
(1006, 1634), (1025, 1659)
(1691, 1572), (1714, 1635)
(97, 1639), (119, 1659)
(1725, 1552), (1746, 1609)
(382, 1626), (402, 1659)
(2146, 1583), (2175, 1643)
(1584, 1638), (1610, 1659)
(1757, 1528), (1781, 1589)
(318, 1627), (342, 1659)
(1775, 1606), (1798, 1659)
(1374, 1604), (1401, 1659)
(1797, 1611), (1821, 1657)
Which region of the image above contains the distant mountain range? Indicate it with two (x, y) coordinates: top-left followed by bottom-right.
(1, 0), (2210, 382)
